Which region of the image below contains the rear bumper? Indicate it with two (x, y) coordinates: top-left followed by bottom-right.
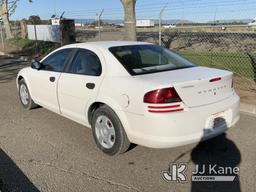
(124, 93), (240, 148)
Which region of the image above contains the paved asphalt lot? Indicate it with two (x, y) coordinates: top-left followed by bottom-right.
(0, 56), (255, 192)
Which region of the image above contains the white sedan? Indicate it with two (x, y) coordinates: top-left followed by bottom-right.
(17, 41), (240, 155)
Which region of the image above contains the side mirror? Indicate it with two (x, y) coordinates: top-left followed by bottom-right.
(31, 60), (42, 70)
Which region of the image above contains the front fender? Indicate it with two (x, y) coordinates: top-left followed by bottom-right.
(16, 67), (34, 98)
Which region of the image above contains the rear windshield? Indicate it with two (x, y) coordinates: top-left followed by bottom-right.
(109, 44), (195, 75)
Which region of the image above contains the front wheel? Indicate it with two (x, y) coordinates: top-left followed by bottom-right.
(18, 79), (37, 110)
(91, 105), (130, 155)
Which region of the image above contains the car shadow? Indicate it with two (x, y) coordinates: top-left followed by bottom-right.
(190, 119), (241, 192)
(0, 56), (29, 84)
(0, 149), (39, 192)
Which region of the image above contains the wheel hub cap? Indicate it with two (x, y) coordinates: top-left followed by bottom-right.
(95, 115), (116, 149)
(20, 84), (29, 105)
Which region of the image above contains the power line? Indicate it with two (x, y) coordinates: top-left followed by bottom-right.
(66, 2), (256, 17)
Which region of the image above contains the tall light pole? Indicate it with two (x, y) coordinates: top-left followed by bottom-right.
(159, 2), (169, 46)
(97, 9), (104, 41)
(213, 7), (218, 25)
(54, 0), (57, 15)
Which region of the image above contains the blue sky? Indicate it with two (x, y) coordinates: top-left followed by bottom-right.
(11, 0), (256, 22)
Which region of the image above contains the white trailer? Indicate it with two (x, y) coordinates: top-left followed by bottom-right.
(136, 20), (155, 27)
(163, 24), (177, 29)
(75, 23), (84, 27)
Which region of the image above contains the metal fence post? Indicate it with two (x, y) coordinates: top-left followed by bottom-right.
(97, 9), (104, 41)
(0, 22), (5, 51)
(247, 53), (256, 84)
(159, 2), (168, 46)
(33, 24), (38, 54)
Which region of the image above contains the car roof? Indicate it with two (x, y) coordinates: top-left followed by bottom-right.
(62, 41), (152, 50)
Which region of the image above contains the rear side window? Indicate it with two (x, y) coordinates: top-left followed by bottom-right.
(41, 49), (72, 72)
(67, 49), (102, 76)
(139, 49), (169, 65)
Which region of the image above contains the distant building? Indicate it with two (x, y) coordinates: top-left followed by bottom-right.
(136, 20), (155, 27)
(248, 17), (256, 27)
(75, 23), (85, 27)
(51, 18), (60, 25)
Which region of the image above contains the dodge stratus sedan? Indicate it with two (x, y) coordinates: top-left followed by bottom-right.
(17, 41), (240, 155)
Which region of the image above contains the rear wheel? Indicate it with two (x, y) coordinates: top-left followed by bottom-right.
(91, 105), (130, 155)
(18, 79), (37, 110)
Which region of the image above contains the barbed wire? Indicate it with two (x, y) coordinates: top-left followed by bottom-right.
(64, 0), (256, 21)
(65, 0), (255, 14)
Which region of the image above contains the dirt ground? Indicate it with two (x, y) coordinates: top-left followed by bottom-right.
(236, 89), (256, 105)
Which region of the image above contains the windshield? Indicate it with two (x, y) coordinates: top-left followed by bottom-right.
(109, 44), (195, 75)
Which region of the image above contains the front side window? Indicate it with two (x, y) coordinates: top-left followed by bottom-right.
(109, 44), (195, 75)
(67, 49), (102, 76)
(41, 49), (72, 72)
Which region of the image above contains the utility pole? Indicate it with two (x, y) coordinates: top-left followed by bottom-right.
(159, 2), (169, 46)
(96, 9), (104, 41)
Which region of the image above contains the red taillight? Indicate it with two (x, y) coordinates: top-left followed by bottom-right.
(209, 77), (221, 82)
(144, 87), (181, 104)
(148, 108), (184, 113)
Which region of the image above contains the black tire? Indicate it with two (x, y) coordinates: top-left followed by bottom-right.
(18, 79), (37, 110)
(91, 105), (130, 155)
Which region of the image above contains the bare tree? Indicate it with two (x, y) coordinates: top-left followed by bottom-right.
(0, 0), (32, 39)
(121, 0), (137, 41)
(1, 0), (13, 38)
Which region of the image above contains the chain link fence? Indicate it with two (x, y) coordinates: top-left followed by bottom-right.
(75, 25), (256, 92)
(137, 27), (256, 92)
(1, 21), (256, 92)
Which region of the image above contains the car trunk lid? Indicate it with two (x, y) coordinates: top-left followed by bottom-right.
(173, 72), (233, 107)
(136, 67), (233, 108)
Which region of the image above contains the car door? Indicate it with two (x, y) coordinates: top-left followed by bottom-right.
(29, 48), (73, 113)
(58, 48), (104, 125)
